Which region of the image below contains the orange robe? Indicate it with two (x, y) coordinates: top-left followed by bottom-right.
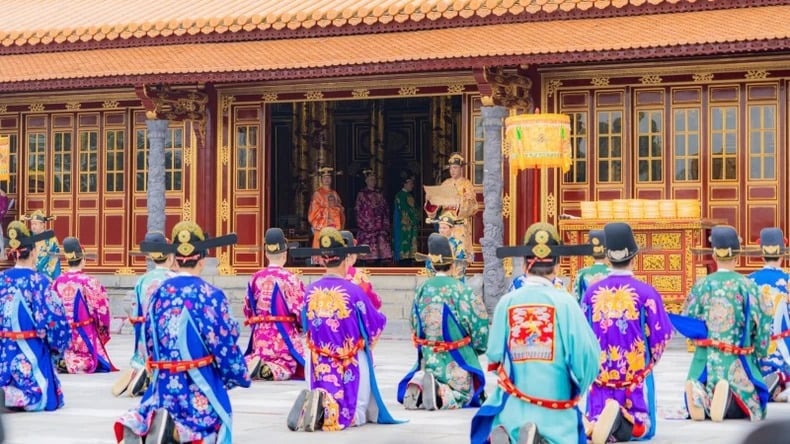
(308, 187), (345, 247)
(425, 177), (478, 262)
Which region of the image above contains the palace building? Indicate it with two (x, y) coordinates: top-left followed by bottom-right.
(1, 1), (789, 307)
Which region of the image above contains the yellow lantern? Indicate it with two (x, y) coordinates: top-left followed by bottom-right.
(505, 113), (572, 173)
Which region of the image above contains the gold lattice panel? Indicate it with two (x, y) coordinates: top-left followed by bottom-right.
(651, 232), (682, 249)
(669, 254), (682, 271)
(652, 275), (682, 293)
(642, 255), (665, 271)
(634, 233), (648, 248)
(634, 274), (648, 283)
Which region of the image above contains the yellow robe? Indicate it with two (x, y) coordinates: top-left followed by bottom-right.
(425, 177), (478, 262)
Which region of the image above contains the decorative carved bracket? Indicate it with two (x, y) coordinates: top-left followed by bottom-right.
(135, 84), (209, 149)
(473, 66), (534, 112)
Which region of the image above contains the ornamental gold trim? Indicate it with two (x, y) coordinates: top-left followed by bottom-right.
(183, 143), (192, 167)
(220, 199), (230, 222)
(590, 77), (610, 87)
(546, 192), (556, 219)
(102, 100), (120, 109)
(502, 193), (513, 219)
(745, 70), (769, 80)
(65, 102), (81, 110)
(217, 251), (236, 276)
(0, 105), (6, 114)
(692, 72), (714, 82)
(182, 200), (192, 221)
(304, 90), (324, 101)
(114, 267), (136, 276)
(351, 88), (370, 98)
(398, 86), (419, 96)
(261, 92), (279, 102)
(416, 267), (430, 277)
(546, 79), (563, 98)
(639, 75), (663, 85)
(503, 257), (513, 277)
(28, 103), (45, 112)
(221, 96), (235, 113)
(502, 138), (511, 158)
(653, 275), (681, 292)
(220, 145), (230, 166)
(447, 84), (465, 94)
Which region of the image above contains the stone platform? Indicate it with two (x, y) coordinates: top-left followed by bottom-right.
(2, 334), (788, 444)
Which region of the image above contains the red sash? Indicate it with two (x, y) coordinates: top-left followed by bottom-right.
(694, 339), (754, 355)
(412, 334), (471, 353)
(148, 355), (214, 373)
(69, 319), (93, 329)
(0, 330), (38, 340)
(496, 364), (580, 410)
(245, 315), (296, 326)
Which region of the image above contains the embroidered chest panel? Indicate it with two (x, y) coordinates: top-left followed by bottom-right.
(508, 304), (556, 362)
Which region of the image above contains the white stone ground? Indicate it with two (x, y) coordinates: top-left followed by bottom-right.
(2, 328), (788, 444)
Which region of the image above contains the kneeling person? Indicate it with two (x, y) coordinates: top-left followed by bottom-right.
(672, 225), (773, 422)
(398, 233), (489, 410)
(114, 222), (250, 444)
(0, 222), (70, 411)
(51, 237), (117, 374)
(470, 223), (600, 444)
(287, 228), (402, 432)
(244, 228), (306, 381)
(582, 222), (672, 443)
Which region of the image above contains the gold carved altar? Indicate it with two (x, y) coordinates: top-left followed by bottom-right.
(558, 219), (718, 313)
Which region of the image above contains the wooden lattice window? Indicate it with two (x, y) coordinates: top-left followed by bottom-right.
(53, 131), (72, 193)
(711, 106), (738, 181)
(27, 133), (46, 194)
(673, 109), (700, 181)
(472, 115), (484, 186)
(3, 133), (18, 194)
(136, 126), (183, 192)
(235, 125), (258, 190)
(78, 130), (98, 193)
(564, 112), (587, 183)
(748, 105), (776, 180)
(597, 111), (623, 183)
(636, 110), (663, 182)
(135, 129), (147, 192)
(165, 128), (183, 192)
(105, 129), (125, 192)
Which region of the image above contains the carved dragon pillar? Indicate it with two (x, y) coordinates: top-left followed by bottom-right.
(474, 66), (536, 312)
(135, 84), (211, 236)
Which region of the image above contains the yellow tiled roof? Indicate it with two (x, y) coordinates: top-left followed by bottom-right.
(1, 0), (697, 47)
(0, 5), (787, 88)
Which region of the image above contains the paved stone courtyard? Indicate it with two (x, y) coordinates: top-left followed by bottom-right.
(3, 328), (788, 444)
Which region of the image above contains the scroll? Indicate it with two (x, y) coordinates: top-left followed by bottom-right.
(423, 182), (458, 207)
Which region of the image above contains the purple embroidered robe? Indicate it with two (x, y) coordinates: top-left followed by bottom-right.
(355, 188), (392, 260)
(303, 275), (387, 430)
(581, 271), (672, 438)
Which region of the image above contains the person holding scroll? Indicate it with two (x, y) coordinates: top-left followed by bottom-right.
(424, 153), (478, 263)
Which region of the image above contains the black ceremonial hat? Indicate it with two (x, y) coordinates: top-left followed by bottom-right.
(264, 228), (289, 254)
(6, 221), (55, 252)
(496, 222), (593, 264)
(589, 229), (606, 259)
(759, 227), (789, 258)
(289, 227), (370, 260)
(415, 233), (455, 266)
(61, 236), (96, 261)
(604, 222), (639, 264)
(139, 221), (238, 259)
